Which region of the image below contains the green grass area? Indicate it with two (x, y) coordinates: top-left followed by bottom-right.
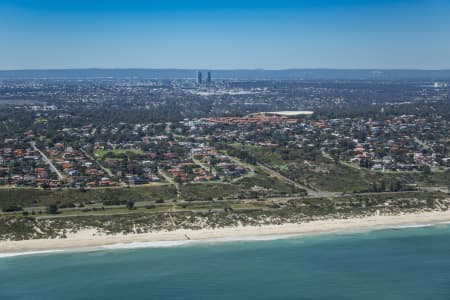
(2, 199), (267, 219)
(230, 145), (450, 193)
(230, 145), (377, 192)
(238, 170), (303, 195)
(94, 148), (143, 160)
(180, 171), (305, 201)
(0, 185), (177, 210)
(414, 170), (450, 187)
(175, 201), (266, 211)
(180, 182), (240, 201)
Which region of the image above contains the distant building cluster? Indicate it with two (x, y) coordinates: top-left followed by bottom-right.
(434, 82), (448, 88)
(196, 71), (212, 85)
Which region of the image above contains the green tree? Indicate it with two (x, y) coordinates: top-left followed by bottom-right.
(48, 204), (59, 214)
(126, 200), (135, 210)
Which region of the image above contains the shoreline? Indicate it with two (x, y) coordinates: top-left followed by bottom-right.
(2, 210), (450, 257)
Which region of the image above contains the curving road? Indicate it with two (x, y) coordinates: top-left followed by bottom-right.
(31, 142), (64, 180)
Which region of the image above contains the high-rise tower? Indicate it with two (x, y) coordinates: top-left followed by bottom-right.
(206, 71), (212, 85)
(196, 71), (202, 85)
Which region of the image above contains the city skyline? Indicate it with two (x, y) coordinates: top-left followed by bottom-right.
(1, 0), (450, 70)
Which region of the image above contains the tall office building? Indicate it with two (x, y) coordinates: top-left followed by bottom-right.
(196, 71), (202, 85)
(206, 71), (212, 84)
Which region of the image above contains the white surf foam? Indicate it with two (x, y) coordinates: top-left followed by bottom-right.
(99, 240), (193, 250)
(0, 250), (64, 258)
(98, 234), (299, 251)
(385, 224), (435, 230)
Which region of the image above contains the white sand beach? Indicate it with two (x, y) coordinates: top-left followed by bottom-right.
(2, 210), (450, 255)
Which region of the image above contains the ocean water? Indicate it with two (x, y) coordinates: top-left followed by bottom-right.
(2, 225), (450, 299)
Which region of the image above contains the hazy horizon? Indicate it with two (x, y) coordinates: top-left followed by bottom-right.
(2, 68), (450, 81)
(2, 67), (450, 72)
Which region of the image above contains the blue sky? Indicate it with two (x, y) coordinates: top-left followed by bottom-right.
(1, 0), (449, 70)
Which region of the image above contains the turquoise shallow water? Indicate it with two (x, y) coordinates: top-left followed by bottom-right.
(2, 225), (450, 299)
